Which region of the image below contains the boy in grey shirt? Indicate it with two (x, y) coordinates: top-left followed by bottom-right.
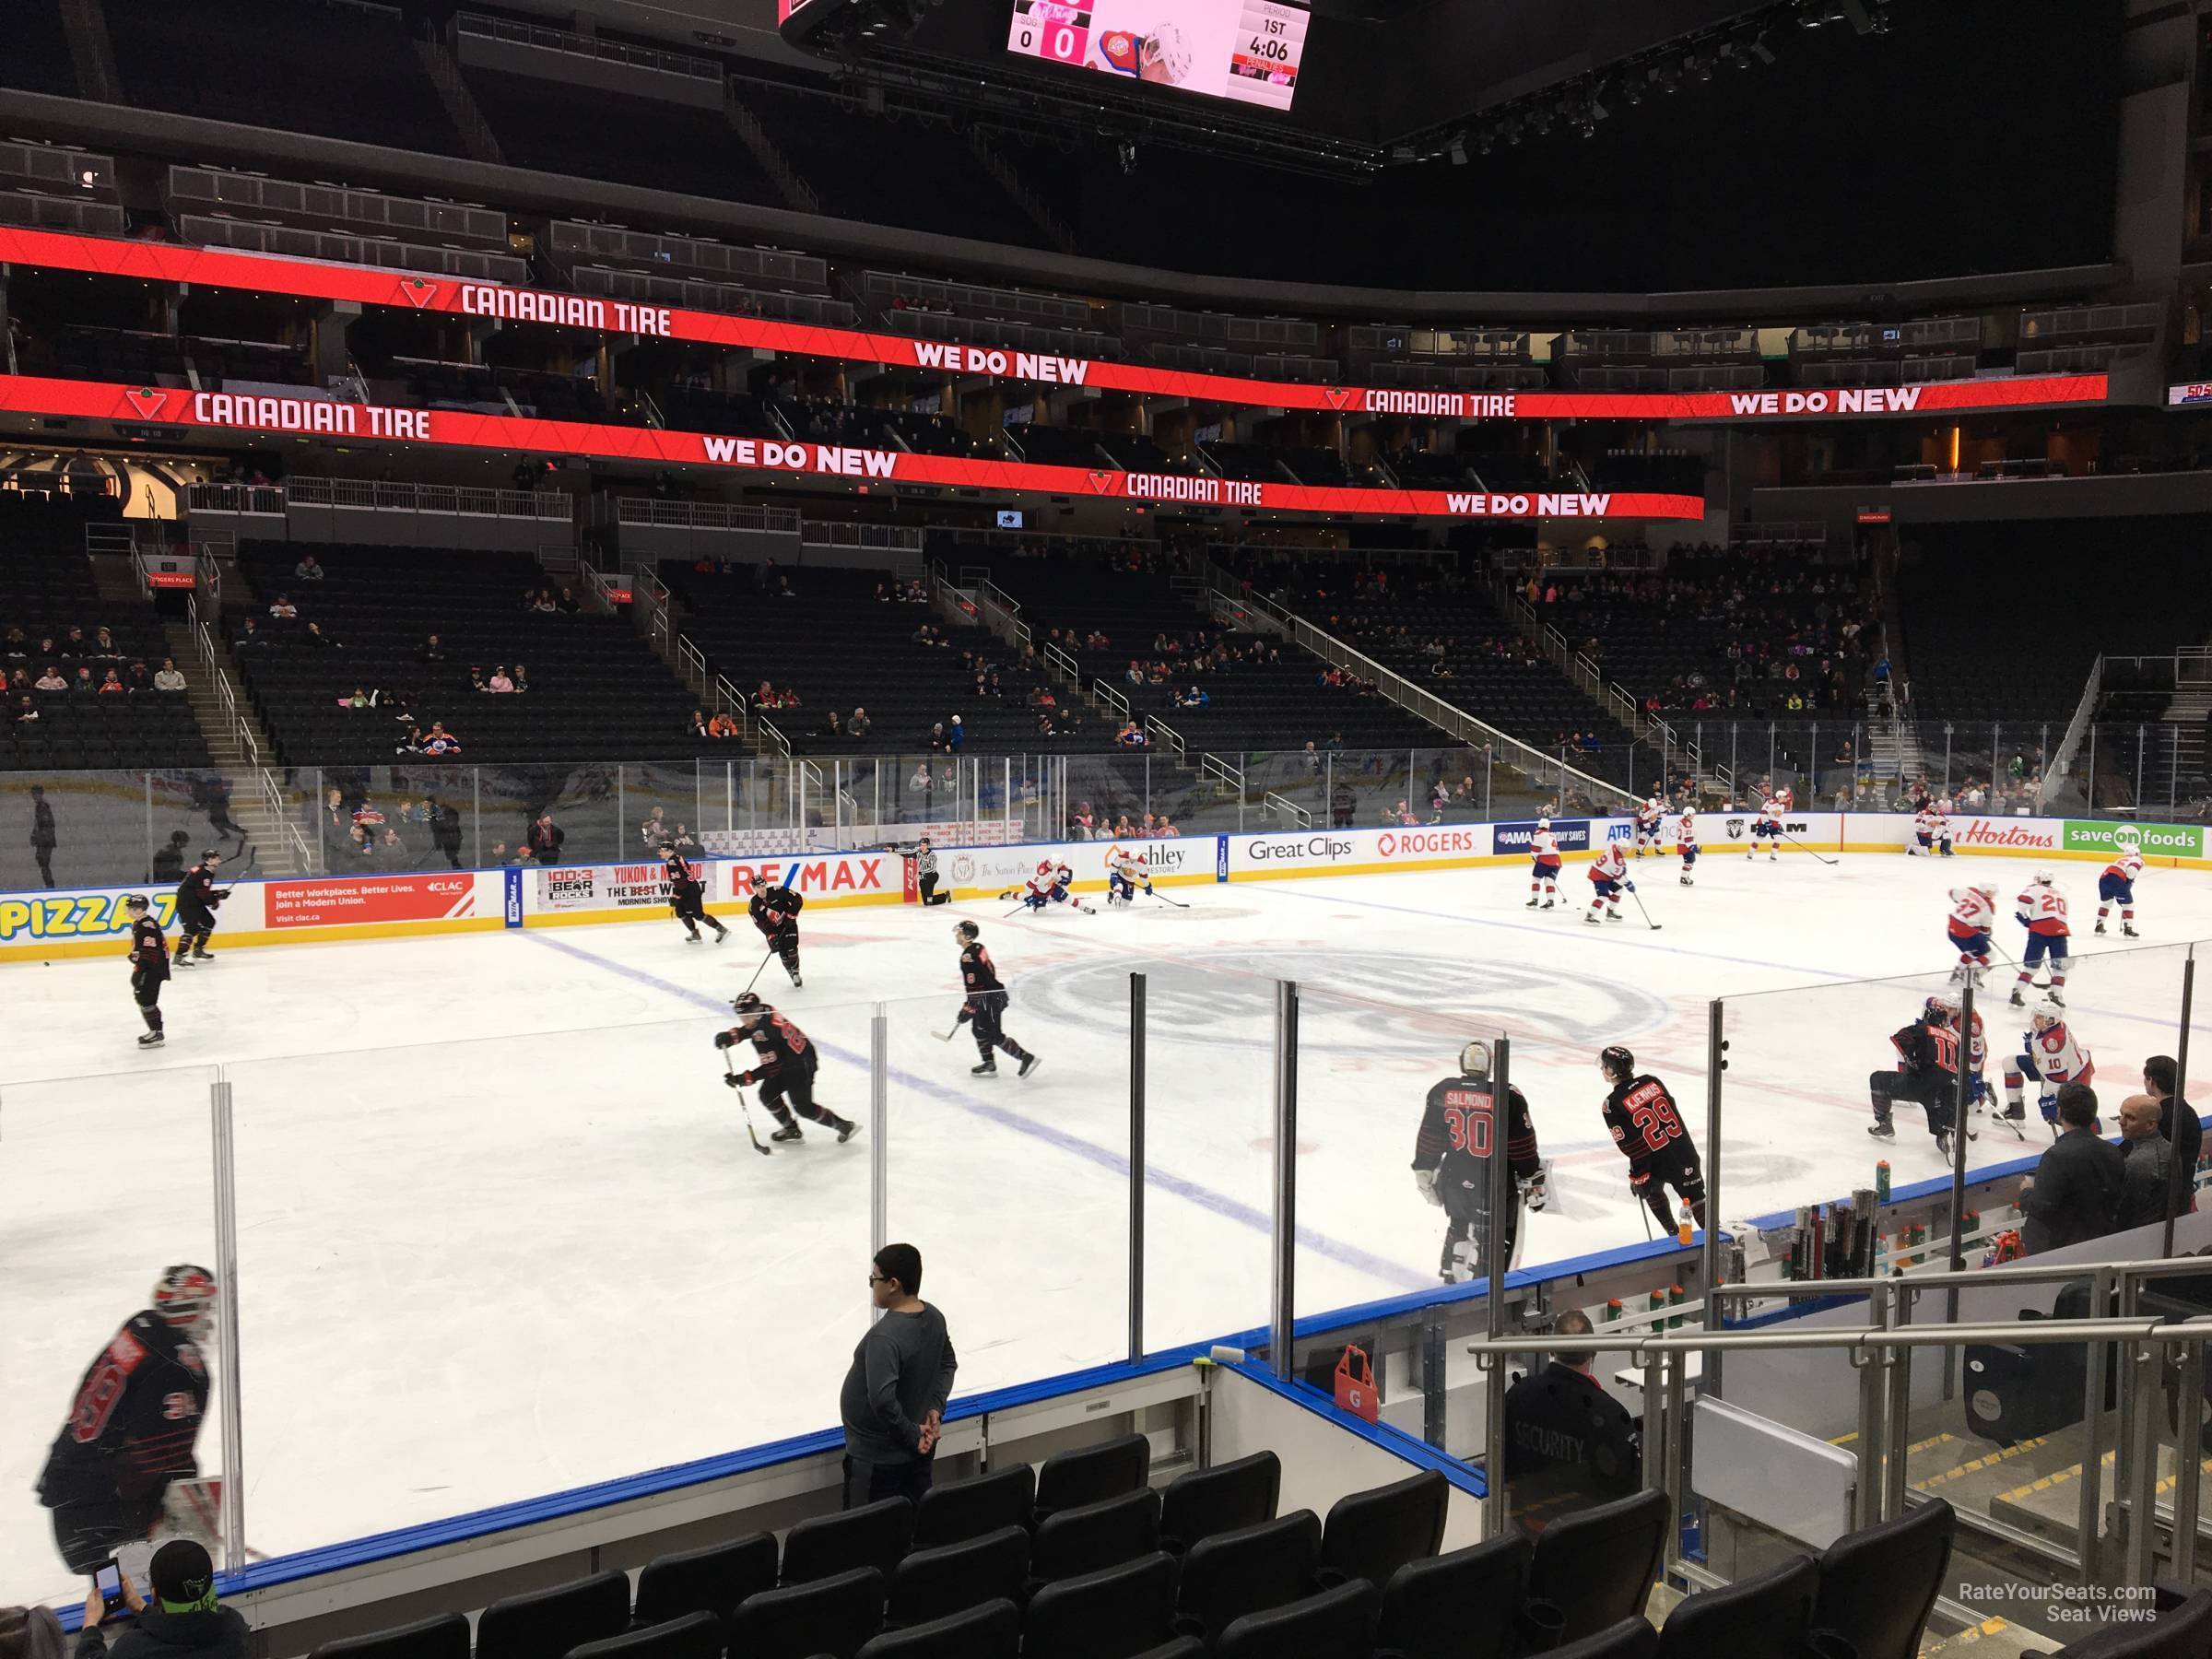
(840, 1242), (957, 1507)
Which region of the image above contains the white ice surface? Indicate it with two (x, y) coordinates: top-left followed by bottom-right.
(4, 848), (2209, 1596)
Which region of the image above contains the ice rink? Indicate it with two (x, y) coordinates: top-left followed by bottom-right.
(6, 844), (2210, 1596)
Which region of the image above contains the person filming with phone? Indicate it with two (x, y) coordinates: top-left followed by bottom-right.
(76, 1542), (248, 1659)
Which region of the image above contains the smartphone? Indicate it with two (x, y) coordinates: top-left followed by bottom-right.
(92, 1560), (126, 1616)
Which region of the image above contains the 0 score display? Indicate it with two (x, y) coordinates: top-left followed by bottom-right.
(1007, 0), (1309, 111)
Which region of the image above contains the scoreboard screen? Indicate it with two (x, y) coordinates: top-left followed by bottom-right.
(1006, 0), (1310, 111)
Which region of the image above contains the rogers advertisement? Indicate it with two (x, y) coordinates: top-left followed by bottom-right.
(265, 873), (477, 928)
(0, 228), (2111, 428)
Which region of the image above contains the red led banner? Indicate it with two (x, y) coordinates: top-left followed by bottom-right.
(0, 228), (2111, 423)
(0, 373), (1705, 520)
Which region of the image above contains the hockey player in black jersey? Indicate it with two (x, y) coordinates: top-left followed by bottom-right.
(955, 920), (1039, 1078)
(1597, 1046), (1708, 1235)
(39, 1266), (216, 1571)
(748, 882), (804, 987)
(716, 992), (856, 1143)
(124, 895), (170, 1047)
(171, 853), (227, 965)
(662, 843), (726, 943)
(1411, 1040), (1545, 1282)
(1867, 994), (1981, 1157)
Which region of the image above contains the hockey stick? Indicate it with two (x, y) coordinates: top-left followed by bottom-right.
(739, 947), (776, 995)
(1781, 829), (1840, 866)
(934, 1006), (966, 1041)
(723, 1051), (772, 1156)
(1625, 886), (1663, 931)
(1146, 887), (1191, 910)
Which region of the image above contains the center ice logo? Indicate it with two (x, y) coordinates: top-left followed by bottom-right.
(1018, 948), (1670, 1055)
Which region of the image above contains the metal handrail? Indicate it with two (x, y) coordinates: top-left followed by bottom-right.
(1146, 716), (1186, 760)
(1713, 1255), (2200, 1301)
(1264, 791), (1312, 828)
(1093, 680), (1131, 722)
(1467, 1318), (2174, 1360)
(2041, 653), (2104, 810)
(756, 714), (791, 758)
(1210, 584), (1634, 807)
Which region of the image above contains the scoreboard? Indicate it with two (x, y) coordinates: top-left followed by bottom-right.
(1006, 0), (1310, 112)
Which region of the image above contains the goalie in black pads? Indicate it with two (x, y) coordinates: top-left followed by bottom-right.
(748, 881), (804, 987)
(955, 921), (1040, 1078)
(662, 842), (727, 943)
(1598, 1046), (1708, 1234)
(171, 852), (227, 964)
(1412, 1040), (1545, 1282)
(716, 992), (856, 1143)
(1867, 994), (1981, 1157)
(39, 1265), (216, 1572)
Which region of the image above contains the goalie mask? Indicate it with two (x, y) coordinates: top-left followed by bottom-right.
(1458, 1040), (1492, 1078)
(153, 1264), (217, 1337)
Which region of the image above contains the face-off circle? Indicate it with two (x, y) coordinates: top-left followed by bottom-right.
(1015, 947), (1671, 1057)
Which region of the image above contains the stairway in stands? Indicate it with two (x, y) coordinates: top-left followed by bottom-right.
(160, 616), (300, 875)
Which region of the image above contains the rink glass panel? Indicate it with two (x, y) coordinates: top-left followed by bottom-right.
(1290, 987), (1509, 1326)
(0, 768), (249, 891)
(0, 1065), (225, 1606)
(221, 1011), (871, 1562)
(881, 988), (1129, 1385)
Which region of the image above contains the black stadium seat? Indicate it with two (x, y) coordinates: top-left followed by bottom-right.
(561, 1612), (722, 1659)
(1034, 1432), (1152, 1519)
(730, 1567), (885, 1659)
(911, 1465), (1035, 1550)
(1171, 1511), (1322, 1648)
(1314, 1469), (1448, 1592)
(1029, 1488), (1162, 1588)
(477, 1571), (631, 1659)
(1653, 1556), (1815, 1659)
(1524, 1488), (1668, 1645)
(1374, 1534), (1530, 1659)
(1551, 1618), (1659, 1659)
(853, 1599), (1019, 1659)
(781, 1497), (914, 1585)
(307, 1614), (472, 1659)
(1021, 1552), (1181, 1659)
(632, 1534), (780, 1630)
(885, 1525), (1030, 1629)
(1809, 1499), (1953, 1659)
(1214, 1581), (1379, 1659)
(1158, 1452), (1280, 1558)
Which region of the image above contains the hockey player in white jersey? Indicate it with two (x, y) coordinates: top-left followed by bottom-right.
(2011, 870), (2071, 1007)
(1747, 791), (1789, 860)
(1910, 804), (1955, 857)
(1584, 839), (1632, 924)
(1677, 809), (1699, 887)
(1104, 845), (1154, 907)
(2005, 997), (2094, 1135)
(1632, 796), (1664, 857)
(1946, 884), (1998, 985)
(2095, 849), (2144, 936)
(1525, 818), (1564, 910)
(1022, 858), (1087, 914)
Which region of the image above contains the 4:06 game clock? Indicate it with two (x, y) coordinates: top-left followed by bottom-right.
(1007, 0), (1309, 111)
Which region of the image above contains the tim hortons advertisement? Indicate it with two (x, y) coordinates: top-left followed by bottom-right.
(0, 227), (2112, 427)
(1941, 817), (2061, 854)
